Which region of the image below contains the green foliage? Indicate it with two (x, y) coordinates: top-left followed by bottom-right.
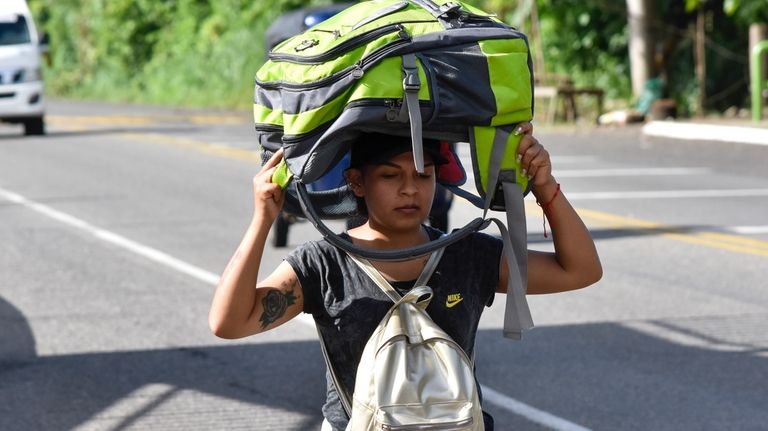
(723, 0), (768, 25)
(26, 0), (761, 114)
(478, 0), (755, 114)
(656, 0), (751, 115)
(691, 0), (768, 24)
(28, 0), (335, 108)
(476, 0), (632, 102)
(537, 0), (631, 100)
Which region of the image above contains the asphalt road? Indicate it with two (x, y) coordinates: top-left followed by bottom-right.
(1, 99), (766, 431)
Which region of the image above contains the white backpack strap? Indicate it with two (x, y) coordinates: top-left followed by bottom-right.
(317, 246), (445, 419)
(315, 325), (353, 417)
(347, 254), (401, 302)
(347, 247), (444, 303)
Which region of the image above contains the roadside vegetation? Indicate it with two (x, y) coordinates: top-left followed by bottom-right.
(28, 0), (766, 116)
(28, 0), (323, 109)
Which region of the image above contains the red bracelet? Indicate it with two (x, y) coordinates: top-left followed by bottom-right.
(536, 183), (560, 238)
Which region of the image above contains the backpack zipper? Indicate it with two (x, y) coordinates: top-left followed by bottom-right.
(258, 27), (412, 91)
(345, 98), (430, 123)
(276, 98), (412, 143)
(379, 417), (474, 431)
(312, 29), (342, 38)
(384, 98), (403, 121)
(351, 1), (410, 30)
(254, 123), (283, 133)
(269, 23), (419, 64)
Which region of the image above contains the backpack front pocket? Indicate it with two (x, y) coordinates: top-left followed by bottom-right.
(375, 402), (476, 431)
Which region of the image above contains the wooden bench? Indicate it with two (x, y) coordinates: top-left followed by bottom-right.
(534, 77), (605, 123)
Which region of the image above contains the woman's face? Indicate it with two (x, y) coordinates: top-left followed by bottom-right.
(348, 151), (436, 233)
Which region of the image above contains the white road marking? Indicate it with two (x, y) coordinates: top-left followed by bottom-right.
(0, 188), (220, 286)
(0, 185), (591, 431)
(482, 386), (592, 431)
(557, 167), (710, 177)
(551, 155), (599, 164)
(643, 121), (768, 146)
(567, 188), (768, 200)
(722, 225), (768, 235)
(620, 321), (746, 353)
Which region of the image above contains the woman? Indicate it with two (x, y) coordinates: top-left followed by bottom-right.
(209, 122), (602, 430)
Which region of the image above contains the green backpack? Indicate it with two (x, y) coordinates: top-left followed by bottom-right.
(254, 0), (534, 339)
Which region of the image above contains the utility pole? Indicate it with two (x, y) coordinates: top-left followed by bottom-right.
(750, 23), (768, 74)
(626, 0), (656, 98)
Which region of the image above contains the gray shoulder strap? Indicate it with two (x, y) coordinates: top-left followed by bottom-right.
(488, 214), (533, 340)
(474, 126), (534, 339)
(347, 247), (444, 302)
(399, 53), (425, 173)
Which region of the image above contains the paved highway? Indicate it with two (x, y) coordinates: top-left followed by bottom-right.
(1, 100), (766, 430)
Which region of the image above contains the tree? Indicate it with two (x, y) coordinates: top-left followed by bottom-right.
(626, 0), (656, 98)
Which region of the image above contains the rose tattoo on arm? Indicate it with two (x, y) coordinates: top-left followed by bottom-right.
(259, 287), (298, 329)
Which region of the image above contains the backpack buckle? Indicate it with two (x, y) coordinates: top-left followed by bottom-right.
(438, 2), (461, 17)
(403, 72), (420, 92)
(402, 55), (421, 92)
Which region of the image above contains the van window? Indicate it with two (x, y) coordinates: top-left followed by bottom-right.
(0, 15), (31, 46)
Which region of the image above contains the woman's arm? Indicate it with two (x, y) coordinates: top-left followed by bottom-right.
(523, 184), (602, 294)
(498, 123), (602, 294)
(209, 149), (304, 339)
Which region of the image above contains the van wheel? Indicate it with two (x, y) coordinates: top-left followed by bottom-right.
(24, 116), (45, 136)
(272, 215), (290, 247)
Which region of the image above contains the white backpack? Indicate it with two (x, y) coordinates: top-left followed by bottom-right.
(319, 250), (485, 431)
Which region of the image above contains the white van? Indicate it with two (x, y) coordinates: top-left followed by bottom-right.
(0, 0), (46, 135)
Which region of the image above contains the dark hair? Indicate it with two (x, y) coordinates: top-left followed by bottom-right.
(353, 192), (368, 218)
(349, 133), (445, 169)
(347, 133), (444, 218)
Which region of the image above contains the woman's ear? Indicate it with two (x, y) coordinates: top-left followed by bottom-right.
(345, 169), (364, 197)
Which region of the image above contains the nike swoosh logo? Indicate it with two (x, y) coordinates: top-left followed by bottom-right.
(446, 298), (464, 308)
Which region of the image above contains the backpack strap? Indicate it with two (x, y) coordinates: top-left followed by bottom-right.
(400, 53), (425, 174)
(409, 0), (463, 24)
(486, 214), (533, 340)
(476, 126), (533, 339)
(347, 247), (445, 304)
(296, 181), (486, 260)
(316, 247), (445, 419)
(315, 324), (353, 417)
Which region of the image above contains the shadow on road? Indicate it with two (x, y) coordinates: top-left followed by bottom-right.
(0, 339), (328, 430)
(527, 224), (730, 244)
(1, 295), (326, 430)
(2, 298), (766, 431)
(583, 225), (700, 241)
(0, 297), (36, 367)
(475, 322), (767, 430)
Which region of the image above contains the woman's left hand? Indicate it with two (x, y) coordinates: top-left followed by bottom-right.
(515, 122), (555, 192)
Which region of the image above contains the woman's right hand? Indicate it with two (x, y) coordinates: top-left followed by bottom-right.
(252, 148), (286, 223)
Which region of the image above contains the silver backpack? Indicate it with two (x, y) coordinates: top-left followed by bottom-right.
(319, 249), (484, 431)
